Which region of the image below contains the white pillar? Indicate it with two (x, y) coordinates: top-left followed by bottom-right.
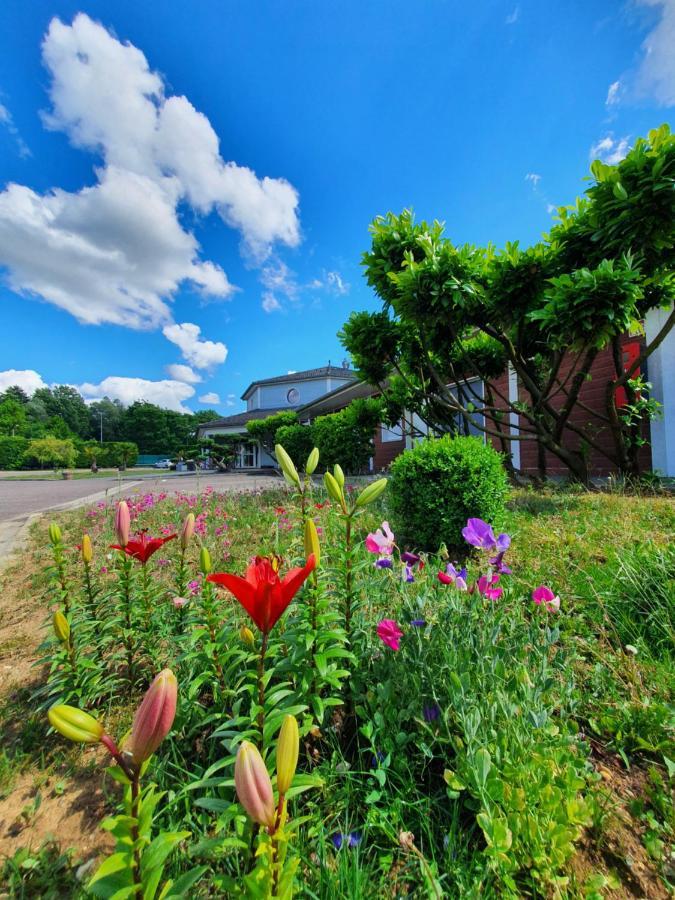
(645, 306), (675, 476)
(508, 365), (521, 470)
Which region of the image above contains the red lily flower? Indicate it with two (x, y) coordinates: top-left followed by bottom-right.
(111, 530), (176, 564)
(207, 554), (316, 633)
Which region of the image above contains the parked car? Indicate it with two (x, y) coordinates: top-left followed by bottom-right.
(154, 458), (172, 469)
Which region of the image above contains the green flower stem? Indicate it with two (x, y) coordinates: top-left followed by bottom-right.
(119, 553), (136, 684)
(257, 631), (269, 741)
(83, 560), (96, 618)
(130, 773), (142, 889)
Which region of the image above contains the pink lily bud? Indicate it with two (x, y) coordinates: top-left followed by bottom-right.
(234, 740), (275, 829)
(126, 669), (177, 766)
(115, 501), (131, 548)
(180, 513), (195, 551)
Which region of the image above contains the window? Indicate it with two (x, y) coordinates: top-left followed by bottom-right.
(438, 380), (485, 441)
(237, 444), (257, 468)
(287, 388), (300, 405)
(380, 421), (404, 443)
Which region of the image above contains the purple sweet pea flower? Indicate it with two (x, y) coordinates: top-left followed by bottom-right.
(423, 703), (441, 722)
(489, 551), (512, 575)
(370, 751), (385, 767)
(375, 557), (393, 569)
(410, 618), (426, 627)
(332, 832), (362, 850)
(401, 551), (421, 566)
(402, 564), (415, 583)
(462, 518), (510, 554)
(438, 563), (468, 590)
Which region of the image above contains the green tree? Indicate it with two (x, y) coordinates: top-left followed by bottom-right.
(89, 398), (125, 442)
(246, 411), (298, 459)
(26, 437), (77, 470)
(340, 125), (675, 483)
(0, 397), (28, 436)
(33, 386), (91, 438)
(120, 402), (173, 454)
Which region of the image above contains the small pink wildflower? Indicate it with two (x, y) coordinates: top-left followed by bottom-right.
(532, 585), (560, 612)
(476, 574), (503, 601)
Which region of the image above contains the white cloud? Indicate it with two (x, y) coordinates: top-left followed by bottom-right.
(165, 363), (202, 384)
(163, 322), (227, 369)
(525, 172), (541, 186)
(606, 80), (621, 106)
(0, 101), (30, 158)
(0, 13), (300, 329)
(589, 135), (631, 164)
(634, 0), (675, 106)
(0, 369), (47, 395)
(226, 393), (236, 407)
(505, 5), (520, 25)
(546, 203), (557, 214)
(199, 392), (220, 404)
(262, 291), (282, 313)
(79, 376), (195, 413)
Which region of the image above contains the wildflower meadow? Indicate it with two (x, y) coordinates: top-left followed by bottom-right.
(0, 444), (673, 898)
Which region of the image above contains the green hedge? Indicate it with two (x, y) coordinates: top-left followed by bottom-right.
(75, 441), (139, 468)
(388, 435), (509, 553)
(275, 424), (315, 467)
(0, 436), (29, 470)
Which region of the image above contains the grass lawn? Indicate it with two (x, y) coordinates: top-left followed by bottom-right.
(0, 483), (672, 897)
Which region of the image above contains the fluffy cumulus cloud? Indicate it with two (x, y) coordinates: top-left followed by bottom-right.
(165, 363), (202, 384)
(199, 392), (220, 404)
(79, 376), (195, 413)
(163, 322), (227, 369)
(589, 135), (631, 165)
(226, 393), (236, 407)
(635, 0), (675, 106)
(0, 368), (48, 395)
(0, 14), (300, 329)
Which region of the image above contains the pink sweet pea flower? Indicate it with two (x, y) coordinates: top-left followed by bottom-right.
(476, 574), (503, 600)
(365, 521), (395, 556)
(377, 618), (403, 651)
(437, 564), (468, 590)
(172, 597), (189, 609)
(532, 585), (560, 612)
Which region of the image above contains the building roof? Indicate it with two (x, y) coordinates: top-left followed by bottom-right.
(241, 364), (356, 400)
(196, 406), (289, 433)
(297, 379), (380, 419)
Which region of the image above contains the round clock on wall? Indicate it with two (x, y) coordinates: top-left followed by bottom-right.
(287, 388), (300, 404)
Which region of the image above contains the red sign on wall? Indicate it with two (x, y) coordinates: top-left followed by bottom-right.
(615, 341), (641, 408)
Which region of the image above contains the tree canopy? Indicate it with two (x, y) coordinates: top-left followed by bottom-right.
(340, 124), (675, 482)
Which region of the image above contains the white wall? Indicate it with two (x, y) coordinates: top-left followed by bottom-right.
(248, 375), (354, 410)
(645, 306), (675, 476)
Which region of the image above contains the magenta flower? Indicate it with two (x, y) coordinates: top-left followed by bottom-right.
(437, 563), (468, 590)
(476, 574), (503, 601)
(365, 522), (395, 556)
(532, 585), (560, 612)
(462, 518), (510, 554)
(377, 618), (403, 651)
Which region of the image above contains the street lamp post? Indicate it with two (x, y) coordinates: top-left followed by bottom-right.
(98, 412), (104, 443)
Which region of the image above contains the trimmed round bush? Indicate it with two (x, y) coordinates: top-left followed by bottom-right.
(388, 435), (509, 553)
(275, 424), (315, 469)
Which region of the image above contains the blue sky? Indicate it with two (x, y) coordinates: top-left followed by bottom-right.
(0, 1), (673, 413)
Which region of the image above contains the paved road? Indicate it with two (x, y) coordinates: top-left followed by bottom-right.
(0, 472), (283, 571)
(0, 472), (282, 523)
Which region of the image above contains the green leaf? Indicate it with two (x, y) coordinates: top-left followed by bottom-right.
(474, 747), (492, 788)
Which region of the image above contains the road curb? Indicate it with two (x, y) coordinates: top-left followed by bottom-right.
(0, 481), (141, 574)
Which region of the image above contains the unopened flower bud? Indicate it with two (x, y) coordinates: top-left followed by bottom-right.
(305, 447), (320, 475)
(81, 534), (93, 564)
(324, 472), (344, 506)
(304, 519), (321, 568)
(276, 714), (299, 796)
(180, 513), (195, 551)
(240, 625), (255, 647)
(275, 444), (301, 487)
(114, 501), (130, 548)
(53, 611), (70, 645)
(333, 464), (345, 488)
(235, 740), (275, 828)
(48, 705), (104, 744)
(126, 669), (178, 766)
(354, 478), (388, 509)
(48, 522), (62, 546)
(199, 546), (212, 575)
